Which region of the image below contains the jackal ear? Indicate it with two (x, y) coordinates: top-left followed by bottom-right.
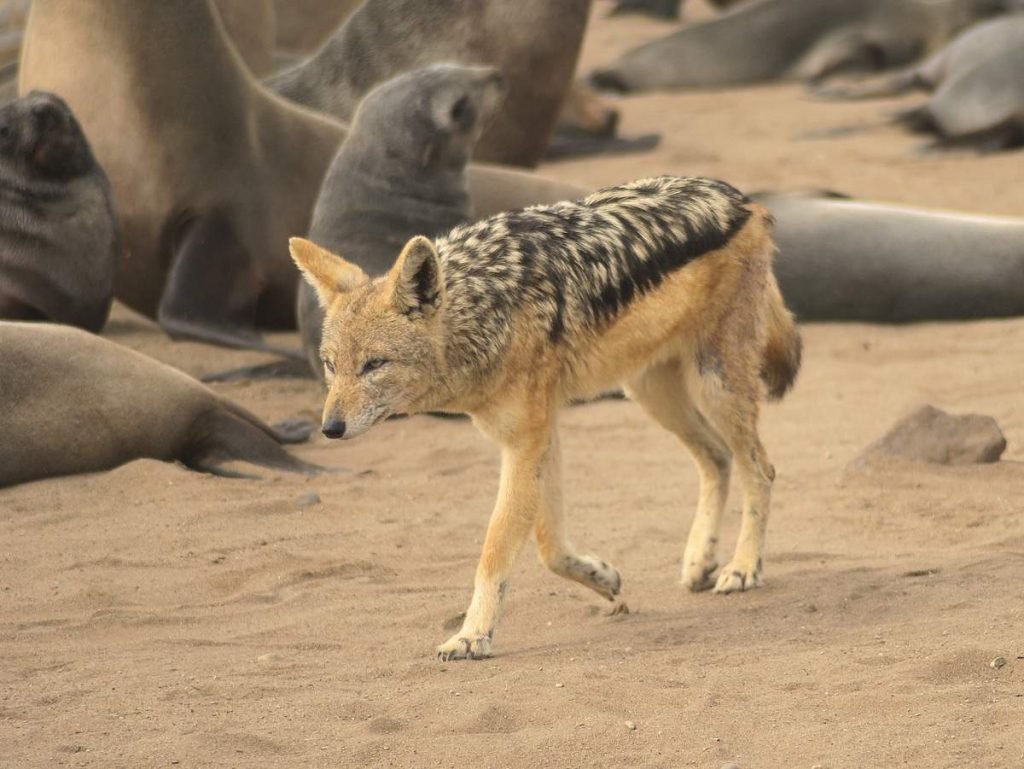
(389, 236), (443, 317)
(289, 237), (368, 309)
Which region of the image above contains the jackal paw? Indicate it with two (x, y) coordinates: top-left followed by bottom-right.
(572, 555), (622, 600)
(437, 632), (492, 661)
(682, 559), (719, 592)
(713, 559), (763, 594)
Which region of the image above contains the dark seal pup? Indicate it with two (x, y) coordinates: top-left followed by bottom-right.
(0, 322), (320, 488)
(297, 63), (508, 378)
(0, 91), (120, 333)
(268, 0), (589, 167)
(590, 0), (1015, 93)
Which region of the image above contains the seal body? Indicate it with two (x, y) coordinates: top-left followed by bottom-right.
(756, 192), (1024, 321)
(0, 322), (318, 487)
(590, 0), (1012, 92)
(268, 0), (589, 167)
(0, 91), (120, 332)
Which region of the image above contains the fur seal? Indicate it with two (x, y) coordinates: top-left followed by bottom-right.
(297, 63), (507, 377)
(590, 0), (1015, 93)
(0, 91), (120, 332)
(0, 322), (319, 488)
(753, 191), (1024, 322)
(19, 0), (344, 355)
(268, 0), (590, 167)
(893, 44), (1024, 151)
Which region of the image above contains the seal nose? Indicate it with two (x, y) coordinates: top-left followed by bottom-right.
(322, 418), (346, 439)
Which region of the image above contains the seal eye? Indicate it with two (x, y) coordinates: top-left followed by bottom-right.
(359, 357), (388, 376)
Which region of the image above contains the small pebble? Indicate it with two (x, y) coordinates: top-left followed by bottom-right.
(555, 682), (564, 688)
(295, 491), (321, 508)
(721, 764), (741, 769)
(990, 656), (1007, 669)
(625, 721), (636, 731)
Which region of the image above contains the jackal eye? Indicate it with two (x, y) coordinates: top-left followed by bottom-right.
(358, 357), (389, 376)
(322, 358), (335, 376)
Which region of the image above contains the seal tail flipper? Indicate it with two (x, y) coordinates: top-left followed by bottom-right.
(157, 209), (304, 360)
(184, 408), (327, 478)
(760, 273), (802, 401)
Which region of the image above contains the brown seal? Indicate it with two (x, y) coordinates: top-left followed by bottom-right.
(19, 0), (343, 355)
(0, 322), (320, 488)
(591, 0), (1014, 93)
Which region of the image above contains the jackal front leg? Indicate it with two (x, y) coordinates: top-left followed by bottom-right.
(438, 433), (551, 661)
(534, 428), (622, 603)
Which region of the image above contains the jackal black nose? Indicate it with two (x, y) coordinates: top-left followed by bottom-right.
(322, 419), (346, 439)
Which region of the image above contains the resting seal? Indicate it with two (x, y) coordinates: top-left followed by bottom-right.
(0, 91), (120, 332)
(0, 322), (319, 488)
(268, 0), (589, 167)
(894, 44), (1024, 151)
(590, 0), (1015, 93)
(754, 191), (1024, 322)
(297, 63), (506, 377)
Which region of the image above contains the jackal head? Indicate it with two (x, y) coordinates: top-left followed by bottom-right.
(290, 236), (446, 440)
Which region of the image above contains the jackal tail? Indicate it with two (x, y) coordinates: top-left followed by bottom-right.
(760, 272), (802, 401)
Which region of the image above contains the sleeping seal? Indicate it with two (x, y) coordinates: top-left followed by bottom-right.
(297, 63), (506, 378)
(268, 0), (589, 167)
(0, 91), (120, 332)
(590, 0), (1015, 93)
(893, 45), (1024, 151)
(0, 322), (320, 488)
(754, 191), (1024, 322)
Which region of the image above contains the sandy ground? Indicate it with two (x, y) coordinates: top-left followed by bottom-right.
(2, 3), (1023, 767)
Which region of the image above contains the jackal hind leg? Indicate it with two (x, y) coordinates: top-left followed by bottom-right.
(696, 361), (774, 594)
(625, 358), (732, 592)
(533, 427), (623, 604)
(438, 416), (555, 661)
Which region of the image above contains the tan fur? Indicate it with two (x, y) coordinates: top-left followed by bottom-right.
(291, 180), (800, 660)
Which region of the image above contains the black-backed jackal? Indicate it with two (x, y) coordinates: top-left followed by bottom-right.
(291, 176), (801, 660)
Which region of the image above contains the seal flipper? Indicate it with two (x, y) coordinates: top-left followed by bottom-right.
(184, 408), (325, 478)
(158, 210), (303, 359)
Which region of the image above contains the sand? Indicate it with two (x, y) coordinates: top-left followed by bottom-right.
(2, 3), (1022, 767)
